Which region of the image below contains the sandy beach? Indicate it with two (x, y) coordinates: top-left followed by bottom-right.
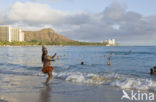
(0, 73), (124, 102)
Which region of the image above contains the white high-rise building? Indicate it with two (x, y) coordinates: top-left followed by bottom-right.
(104, 39), (116, 46)
(108, 39), (115, 45)
(0, 25), (24, 42)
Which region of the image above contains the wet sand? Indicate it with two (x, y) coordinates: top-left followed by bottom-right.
(0, 84), (123, 102)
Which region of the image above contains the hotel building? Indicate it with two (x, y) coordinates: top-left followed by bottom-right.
(0, 25), (24, 42)
(101, 39), (116, 46)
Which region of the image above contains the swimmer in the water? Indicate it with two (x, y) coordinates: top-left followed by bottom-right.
(81, 61), (84, 65)
(107, 54), (112, 66)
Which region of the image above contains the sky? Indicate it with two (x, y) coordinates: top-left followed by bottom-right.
(0, 0), (156, 45)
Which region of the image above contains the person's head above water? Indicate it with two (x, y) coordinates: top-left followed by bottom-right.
(81, 61), (84, 65)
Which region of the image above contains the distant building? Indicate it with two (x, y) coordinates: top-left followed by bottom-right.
(102, 39), (116, 46)
(0, 25), (24, 42)
(107, 39), (115, 45)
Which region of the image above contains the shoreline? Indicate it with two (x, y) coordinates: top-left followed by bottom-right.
(0, 41), (118, 46)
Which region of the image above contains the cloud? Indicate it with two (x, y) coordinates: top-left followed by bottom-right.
(102, 0), (126, 22)
(0, 1), (156, 45)
(0, 8), (12, 24)
(7, 2), (90, 25)
(8, 2), (68, 25)
(57, 1), (156, 45)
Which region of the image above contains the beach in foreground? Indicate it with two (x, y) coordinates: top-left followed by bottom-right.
(0, 74), (121, 102)
(0, 74), (140, 102)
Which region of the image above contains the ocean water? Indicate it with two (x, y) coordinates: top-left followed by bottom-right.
(0, 46), (156, 92)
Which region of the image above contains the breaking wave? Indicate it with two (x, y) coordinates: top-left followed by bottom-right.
(53, 71), (156, 92)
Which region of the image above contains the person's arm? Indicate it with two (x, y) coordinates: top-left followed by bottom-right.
(45, 56), (55, 61)
(51, 53), (56, 59)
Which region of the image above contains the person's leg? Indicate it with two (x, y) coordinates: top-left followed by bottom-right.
(45, 71), (53, 85)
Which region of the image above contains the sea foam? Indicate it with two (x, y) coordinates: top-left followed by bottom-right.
(52, 71), (156, 92)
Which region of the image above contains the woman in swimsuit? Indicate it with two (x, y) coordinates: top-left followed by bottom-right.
(42, 46), (56, 85)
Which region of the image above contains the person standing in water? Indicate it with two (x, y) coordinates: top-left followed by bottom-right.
(107, 53), (112, 65)
(41, 46), (56, 85)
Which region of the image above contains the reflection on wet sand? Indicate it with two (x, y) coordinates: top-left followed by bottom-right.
(0, 98), (8, 102)
(39, 85), (52, 102)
